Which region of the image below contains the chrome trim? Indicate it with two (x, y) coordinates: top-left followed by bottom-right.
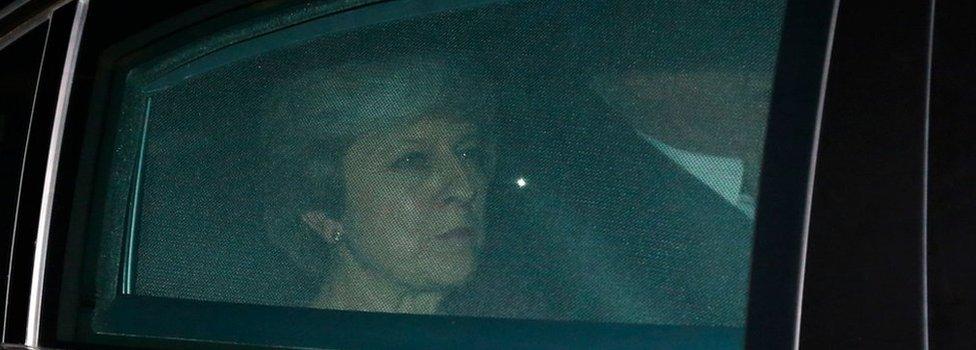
(0, 14), (47, 51)
(921, 0), (935, 348)
(0, 0), (72, 51)
(0, 0), (31, 21)
(793, 0), (841, 348)
(2, 19), (52, 343)
(24, 0), (89, 346)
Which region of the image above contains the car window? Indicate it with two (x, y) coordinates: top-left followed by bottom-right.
(45, 0), (830, 348)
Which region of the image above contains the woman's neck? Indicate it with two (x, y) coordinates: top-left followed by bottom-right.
(312, 245), (445, 314)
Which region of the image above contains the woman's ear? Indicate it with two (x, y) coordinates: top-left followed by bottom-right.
(301, 211), (344, 244)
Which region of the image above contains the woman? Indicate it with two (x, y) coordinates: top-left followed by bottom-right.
(261, 53), (498, 315)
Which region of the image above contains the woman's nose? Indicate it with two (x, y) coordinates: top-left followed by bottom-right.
(437, 158), (477, 210)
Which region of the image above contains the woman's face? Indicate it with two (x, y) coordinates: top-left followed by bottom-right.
(337, 116), (494, 290)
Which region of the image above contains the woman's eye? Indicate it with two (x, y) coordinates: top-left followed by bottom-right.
(391, 152), (431, 171)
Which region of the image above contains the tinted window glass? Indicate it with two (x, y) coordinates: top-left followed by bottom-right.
(63, 0), (792, 348)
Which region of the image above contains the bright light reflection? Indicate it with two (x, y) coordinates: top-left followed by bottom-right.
(516, 177), (527, 188)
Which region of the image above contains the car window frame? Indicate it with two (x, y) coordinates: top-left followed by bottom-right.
(797, 0), (933, 348)
(4, 0), (931, 349)
(0, 0), (79, 345)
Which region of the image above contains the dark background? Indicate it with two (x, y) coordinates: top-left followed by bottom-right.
(930, 1), (976, 349)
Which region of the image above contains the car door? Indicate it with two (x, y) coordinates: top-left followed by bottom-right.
(0, 0), (957, 349)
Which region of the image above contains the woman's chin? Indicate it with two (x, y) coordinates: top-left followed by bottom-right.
(409, 259), (478, 291)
